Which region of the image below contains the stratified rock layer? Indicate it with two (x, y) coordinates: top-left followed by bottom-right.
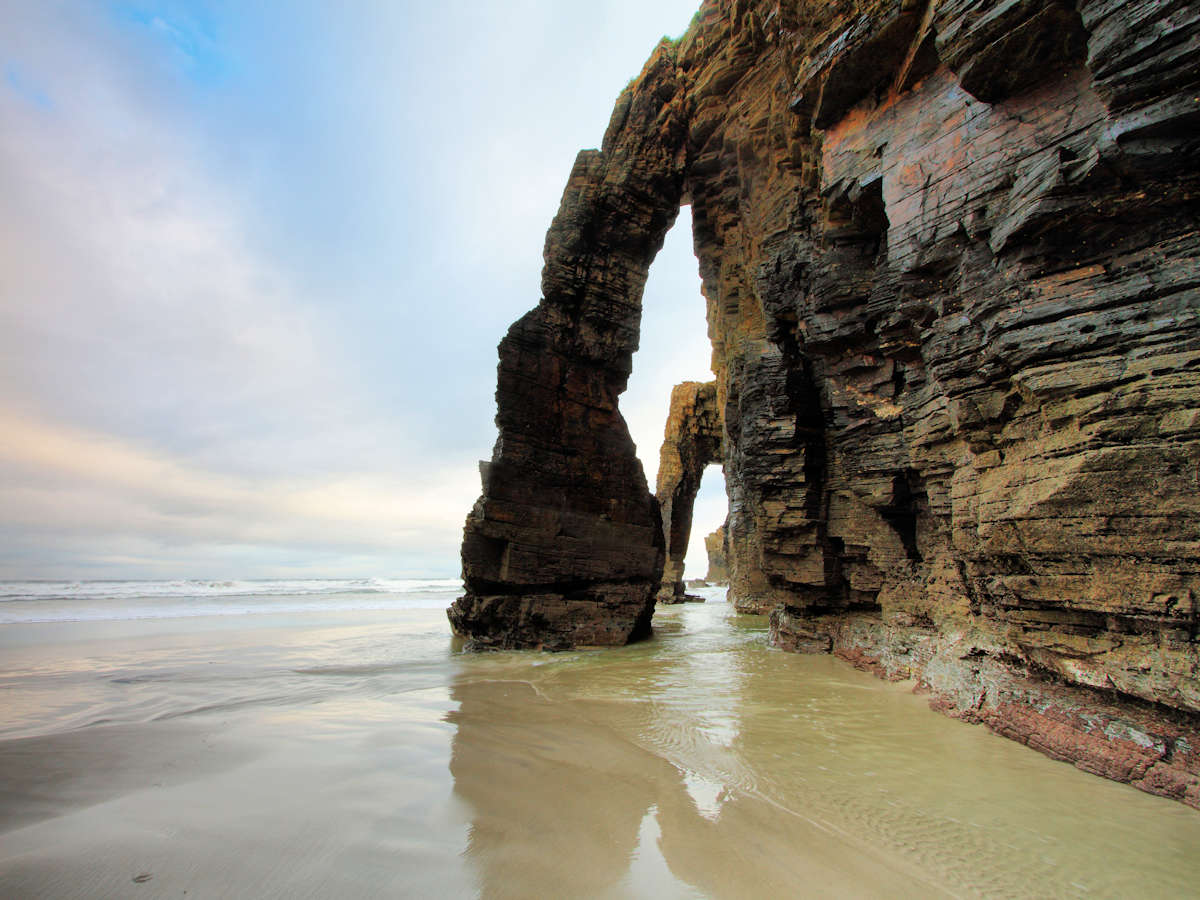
(654, 381), (724, 602)
(455, 0), (1200, 804)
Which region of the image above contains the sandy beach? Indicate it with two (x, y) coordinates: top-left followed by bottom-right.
(5, 1), (1198, 895)
(3, 589), (1200, 898)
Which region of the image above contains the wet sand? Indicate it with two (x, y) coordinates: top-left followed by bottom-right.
(2, 594), (1199, 897)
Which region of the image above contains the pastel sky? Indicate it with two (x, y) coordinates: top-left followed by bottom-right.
(0, 0), (725, 580)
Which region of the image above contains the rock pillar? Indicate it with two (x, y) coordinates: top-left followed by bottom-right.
(653, 381), (724, 602)
(448, 43), (688, 649)
(704, 525), (728, 584)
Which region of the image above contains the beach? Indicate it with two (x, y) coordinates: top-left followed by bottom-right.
(2, 582), (1199, 898)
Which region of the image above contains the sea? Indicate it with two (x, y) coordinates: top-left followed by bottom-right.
(0, 577), (460, 625)
(2, 581), (1199, 898)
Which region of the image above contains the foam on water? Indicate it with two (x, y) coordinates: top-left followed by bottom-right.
(0, 578), (462, 624)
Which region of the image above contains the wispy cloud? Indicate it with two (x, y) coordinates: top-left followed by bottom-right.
(0, 2), (458, 576)
(107, 2), (227, 86)
(0, 2), (407, 476)
(0, 411), (476, 577)
(0, 0), (712, 579)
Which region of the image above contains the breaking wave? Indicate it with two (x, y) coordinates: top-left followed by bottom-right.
(0, 578), (461, 624)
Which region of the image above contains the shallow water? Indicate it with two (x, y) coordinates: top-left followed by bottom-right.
(1, 590), (1198, 897)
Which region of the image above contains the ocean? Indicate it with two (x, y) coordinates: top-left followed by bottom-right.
(0, 577), (461, 625)
(2, 583), (1199, 897)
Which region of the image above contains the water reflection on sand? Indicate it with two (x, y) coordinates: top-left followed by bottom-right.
(2, 596), (1199, 897)
(446, 600), (946, 898)
(446, 595), (1200, 898)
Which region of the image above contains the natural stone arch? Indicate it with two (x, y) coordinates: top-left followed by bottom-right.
(448, 0), (1200, 810)
(447, 43), (689, 649)
(654, 381), (724, 603)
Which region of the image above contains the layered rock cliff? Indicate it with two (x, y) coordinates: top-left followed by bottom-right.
(451, 0), (1200, 805)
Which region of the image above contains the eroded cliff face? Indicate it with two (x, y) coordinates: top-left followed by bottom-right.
(654, 381), (724, 602)
(453, 0), (1200, 804)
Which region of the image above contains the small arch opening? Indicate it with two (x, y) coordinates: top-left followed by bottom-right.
(685, 464), (728, 583)
(619, 204), (732, 603)
(623, 204), (712, 486)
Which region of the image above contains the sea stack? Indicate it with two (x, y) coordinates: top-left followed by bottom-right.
(450, 0), (1200, 806)
(704, 525), (728, 584)
(654, 381), (723, 603)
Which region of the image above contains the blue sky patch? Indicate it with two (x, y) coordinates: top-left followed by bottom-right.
(4, 63), (53, 110)
(108, 1), (228, 87)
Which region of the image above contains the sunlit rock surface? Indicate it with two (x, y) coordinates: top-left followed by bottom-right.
(704, 525), (729, 584)
(654, 381), (724, 603)
(453, 0), (1200, 804)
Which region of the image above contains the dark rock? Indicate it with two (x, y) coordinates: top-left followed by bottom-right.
(448, 40), (688, 649)
(935, 0), (1089, 103)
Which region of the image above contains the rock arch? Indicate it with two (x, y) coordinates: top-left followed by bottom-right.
(448, 43), (689, 650)
(449, 0), (1200, 804)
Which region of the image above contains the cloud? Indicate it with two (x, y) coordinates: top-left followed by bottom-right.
(0, 411), (476, 577)
(0, 3), (471, 577)
(0, 43), (348, 459)
(0, 1), (445, 482)
(107, 3), (226, 87)
(0, 0), (716, 579)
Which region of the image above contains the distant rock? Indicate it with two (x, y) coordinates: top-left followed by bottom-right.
(703, 526), (728, 584)
(654, 382), (723, 604)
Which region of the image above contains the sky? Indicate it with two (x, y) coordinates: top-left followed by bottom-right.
(0, 0), (725, 580)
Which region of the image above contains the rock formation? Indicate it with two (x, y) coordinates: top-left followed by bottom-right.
(704, 525), (729, 583)
(453, 0), (1200, 805)
(447, 46), (688, 649)
(654, 381), (724, 602)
